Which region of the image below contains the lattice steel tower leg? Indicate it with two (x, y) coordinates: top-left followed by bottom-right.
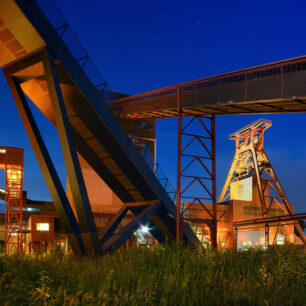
(176, 88), (217, 248)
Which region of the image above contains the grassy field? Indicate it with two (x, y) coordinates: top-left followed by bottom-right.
(0, 245), (305, 305)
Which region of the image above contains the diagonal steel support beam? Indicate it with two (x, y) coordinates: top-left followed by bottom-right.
(101, 202), (161, 253)
(4, 75), (84, 255)
(100, 206), (129, 246)
(100, 200), (162, 246)
(42, 50), (100, 255)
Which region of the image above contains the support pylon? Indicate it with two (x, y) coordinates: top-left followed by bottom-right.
(176, 87), (217, 247)
(219, 119), (306, 245)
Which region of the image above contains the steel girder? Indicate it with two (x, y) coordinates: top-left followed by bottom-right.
(4, 48), (198, 255)
(5, 73), (85, 255)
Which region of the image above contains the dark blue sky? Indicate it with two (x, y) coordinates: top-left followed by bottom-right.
(0, 0), (305, 212)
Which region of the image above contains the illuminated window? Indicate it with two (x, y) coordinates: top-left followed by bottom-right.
(277, 233), (285, 245)
(36, 223), (49, 231)
(0, 149), (6, 154)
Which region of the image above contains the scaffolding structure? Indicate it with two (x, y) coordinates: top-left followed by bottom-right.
(0, 147), (24, 254)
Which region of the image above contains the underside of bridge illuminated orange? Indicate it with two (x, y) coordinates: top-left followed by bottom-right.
(0, 0), (305, 255)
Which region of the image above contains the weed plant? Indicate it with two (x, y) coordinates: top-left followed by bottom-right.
(0, 244), (305, 305)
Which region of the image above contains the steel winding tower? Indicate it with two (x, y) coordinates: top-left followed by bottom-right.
(218, 119), (306, 245)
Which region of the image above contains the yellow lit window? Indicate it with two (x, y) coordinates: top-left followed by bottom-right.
(36, 223), (49, 231)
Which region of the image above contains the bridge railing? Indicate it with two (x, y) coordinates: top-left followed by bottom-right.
(35, 0), (180, 206)
(129, 136), (177, 203)
(131, 138), (200, 226)
(36, 0), (115, 103)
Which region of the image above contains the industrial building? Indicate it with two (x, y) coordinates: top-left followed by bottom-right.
(0, 118), (303, 253)
(0, 0), (305, 255)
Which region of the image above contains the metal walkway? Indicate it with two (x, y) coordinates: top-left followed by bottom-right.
(0, 0), (198, 255)
(110, 57), (306, 119)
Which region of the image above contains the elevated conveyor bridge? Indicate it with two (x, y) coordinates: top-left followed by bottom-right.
(0, 0), (198, 255)
(110, 56), (306, 119)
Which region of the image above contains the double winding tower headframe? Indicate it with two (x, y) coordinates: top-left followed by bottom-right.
(218, 119), (306, 245)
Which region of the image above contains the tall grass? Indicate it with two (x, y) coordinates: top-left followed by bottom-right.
(0, 245), (305, 305)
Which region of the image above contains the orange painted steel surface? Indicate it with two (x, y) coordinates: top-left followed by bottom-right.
(0, 147), (24, 254)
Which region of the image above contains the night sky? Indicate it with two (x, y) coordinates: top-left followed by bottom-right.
(0, 0), (306, 213)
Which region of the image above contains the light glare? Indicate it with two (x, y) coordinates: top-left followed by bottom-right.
(141, 226), (149, 233)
